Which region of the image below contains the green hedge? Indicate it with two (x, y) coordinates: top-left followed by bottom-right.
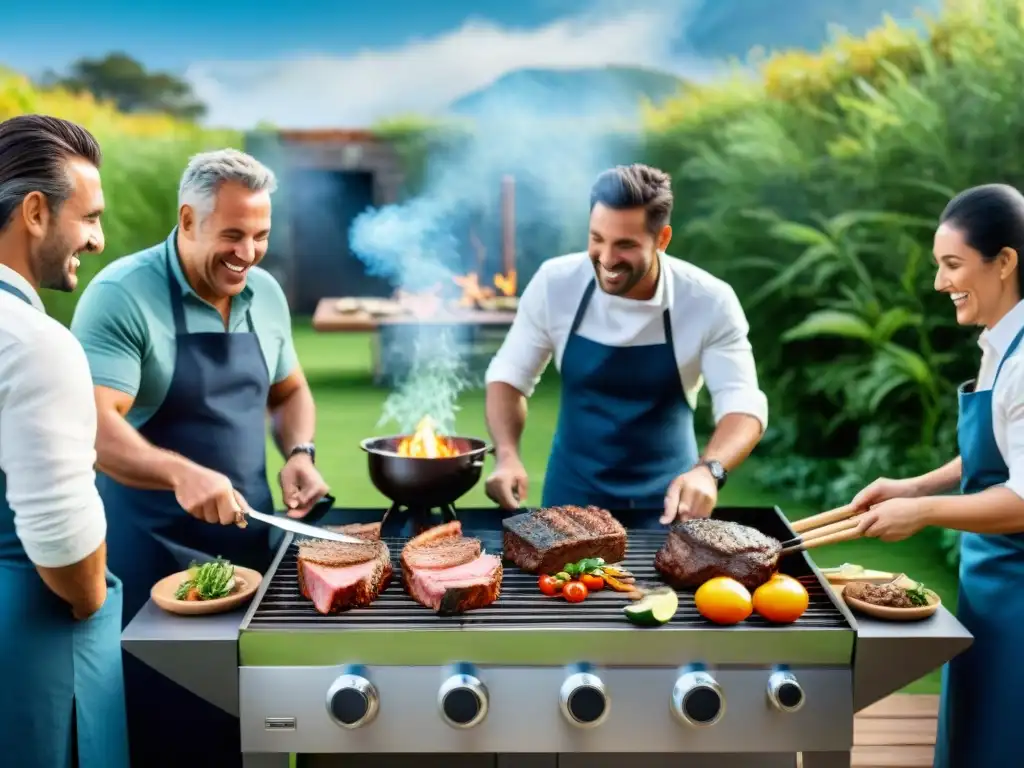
(641, 0), (1024, 568)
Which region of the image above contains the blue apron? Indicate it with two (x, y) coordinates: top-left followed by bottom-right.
(0, 279), (128, 768)
(98, 242), (276, 767)
(542, 278), (698, 526)
(934, 323), (1024, 768)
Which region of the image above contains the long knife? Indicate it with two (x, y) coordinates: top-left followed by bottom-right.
(237, 495), (367, 545)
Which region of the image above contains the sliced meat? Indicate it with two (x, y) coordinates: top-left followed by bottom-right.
(297, 539), (392, 614)
(327, 522), (382, 541)
(502, 505), (626, 574)
(297, 539), (381, 567)
(400, 521), (501, 615)
(654, 518), (781, 591)
(402, 537), (481, 570)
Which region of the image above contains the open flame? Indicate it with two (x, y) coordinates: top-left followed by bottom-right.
(451, 271), (517, 307)
(396, 416), (462, 458)
(391, 271), (518, 314)
(493, 270), (516, 297)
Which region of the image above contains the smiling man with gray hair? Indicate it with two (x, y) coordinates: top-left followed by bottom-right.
(71, 147), (327, 768)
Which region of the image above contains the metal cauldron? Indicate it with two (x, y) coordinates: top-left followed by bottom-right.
(359, 435), (492, 508)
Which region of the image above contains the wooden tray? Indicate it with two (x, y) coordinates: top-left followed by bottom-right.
(151, 566), (262, 616)
(842, 575), (940, 621)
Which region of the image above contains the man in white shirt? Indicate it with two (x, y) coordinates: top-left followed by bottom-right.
(484, 164), (768, 525)
(0, 114), (127, 767)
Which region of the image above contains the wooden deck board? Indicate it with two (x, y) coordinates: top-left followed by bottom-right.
(849, 694), (938, 768)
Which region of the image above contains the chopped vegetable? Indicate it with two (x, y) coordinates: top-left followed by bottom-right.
(563, 558), (605, 578)
(905, 581), (930, 607)
(562, 581), (588, 603)
(174, 557), (236, 601)
(624, 588), (678, 626)
(580, 573), (604, 591)
(602, 574), (636, 593)
(538, 574), (563, 596)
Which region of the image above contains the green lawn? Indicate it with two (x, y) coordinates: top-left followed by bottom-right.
(276, 324), (957, 693)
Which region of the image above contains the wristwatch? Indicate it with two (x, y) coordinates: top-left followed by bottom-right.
(696, 458), (727, 489)
(289, 442), (316, 464)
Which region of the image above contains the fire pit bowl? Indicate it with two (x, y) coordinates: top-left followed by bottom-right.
(360, 435), (492, 508)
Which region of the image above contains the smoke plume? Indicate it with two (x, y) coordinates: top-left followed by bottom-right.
(350, 80), (649, 436)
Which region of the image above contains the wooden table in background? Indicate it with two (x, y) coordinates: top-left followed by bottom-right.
(311, 298), (516, 383)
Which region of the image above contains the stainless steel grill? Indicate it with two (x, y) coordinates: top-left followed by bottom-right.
(120, 505), (975, 768)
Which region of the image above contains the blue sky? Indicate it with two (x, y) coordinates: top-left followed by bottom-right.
(2, 0), (714, 128)
(2, 0), (934, 129)
(4, 0), (585, 75)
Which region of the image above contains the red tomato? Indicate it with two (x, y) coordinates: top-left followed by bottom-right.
(538, 575), (563, 596)
(580, 574), (605, 591)
(563, 581), (589, 603)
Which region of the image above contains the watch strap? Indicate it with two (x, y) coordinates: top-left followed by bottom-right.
(289, 443), (315, 463)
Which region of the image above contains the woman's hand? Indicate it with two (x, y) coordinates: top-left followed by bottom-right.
(855, 498), (929, 542)
(851, 476), (922, 510)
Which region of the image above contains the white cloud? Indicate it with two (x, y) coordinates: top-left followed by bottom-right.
(185, 2), (720, 129)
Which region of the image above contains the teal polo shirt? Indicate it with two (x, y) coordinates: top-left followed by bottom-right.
(70, 230), (298, 430)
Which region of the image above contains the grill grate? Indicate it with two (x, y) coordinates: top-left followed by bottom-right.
(245, 529), (850, 631)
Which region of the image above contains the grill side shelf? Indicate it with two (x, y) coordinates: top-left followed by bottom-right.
(245, 530), (849, 630)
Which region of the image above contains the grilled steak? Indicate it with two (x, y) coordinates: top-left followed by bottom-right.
(402, 535), (481, 570)
(327, 522), (382, 541)
(654, 519), (781, 590)
(401, 521), (501, 615)
(297, 537), (392, 614)
(502, 505), (626, 574)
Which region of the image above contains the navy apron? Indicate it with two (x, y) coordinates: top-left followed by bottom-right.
(933, 322), (1024, 768)
(0, 279), (129, 768)
(542, 278), (699, 526)
(97, 244), (275, 767)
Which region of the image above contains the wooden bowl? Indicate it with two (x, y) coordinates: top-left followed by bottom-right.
(842, 575), (940, 621)
(151, 566), (262, 616)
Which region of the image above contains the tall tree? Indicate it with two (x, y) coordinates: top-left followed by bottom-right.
(42, 53), (206, 120)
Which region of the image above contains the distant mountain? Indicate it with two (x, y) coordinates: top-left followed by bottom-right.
(446, 66), (687, 123)
(444, 1), (941, 123)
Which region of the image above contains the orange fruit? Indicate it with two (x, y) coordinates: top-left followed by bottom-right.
(694, 577), (753, 625)
(753, 575), (809, 624)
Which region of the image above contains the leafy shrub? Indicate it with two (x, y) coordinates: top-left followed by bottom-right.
(0, 69), (240, 325)
(642, 0), (1024, 568)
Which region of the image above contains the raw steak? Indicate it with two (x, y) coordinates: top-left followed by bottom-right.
(502, 505), (627, 574)
(654, 518), (781, 590)
(400, 521), (502, 615)
(297, 538), (392, 614)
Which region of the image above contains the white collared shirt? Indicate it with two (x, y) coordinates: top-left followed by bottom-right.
(0, 265), (106, 568)
(974, 299), (1024, 500)
(484, 252), (769, 429)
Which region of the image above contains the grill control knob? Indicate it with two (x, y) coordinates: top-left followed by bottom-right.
(438, 667), (489, 729)
(767, 670), (805, 713)
(326, 672), (379, 729)
(560, 669), (610, 728)
(672, 668), (725, 727)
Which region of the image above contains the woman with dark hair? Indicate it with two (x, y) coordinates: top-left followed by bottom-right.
(848, 183), (1024, 767)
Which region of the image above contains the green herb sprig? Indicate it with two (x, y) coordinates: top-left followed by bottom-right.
(174, 557), (236, 600)
(905, 581), (930, 607)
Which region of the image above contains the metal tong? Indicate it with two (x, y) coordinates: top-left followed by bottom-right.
(780, 504), (862, 556)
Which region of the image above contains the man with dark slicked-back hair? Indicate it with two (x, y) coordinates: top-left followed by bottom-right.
(0, 114), (128, 768)
(485, 163), (768, 528)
